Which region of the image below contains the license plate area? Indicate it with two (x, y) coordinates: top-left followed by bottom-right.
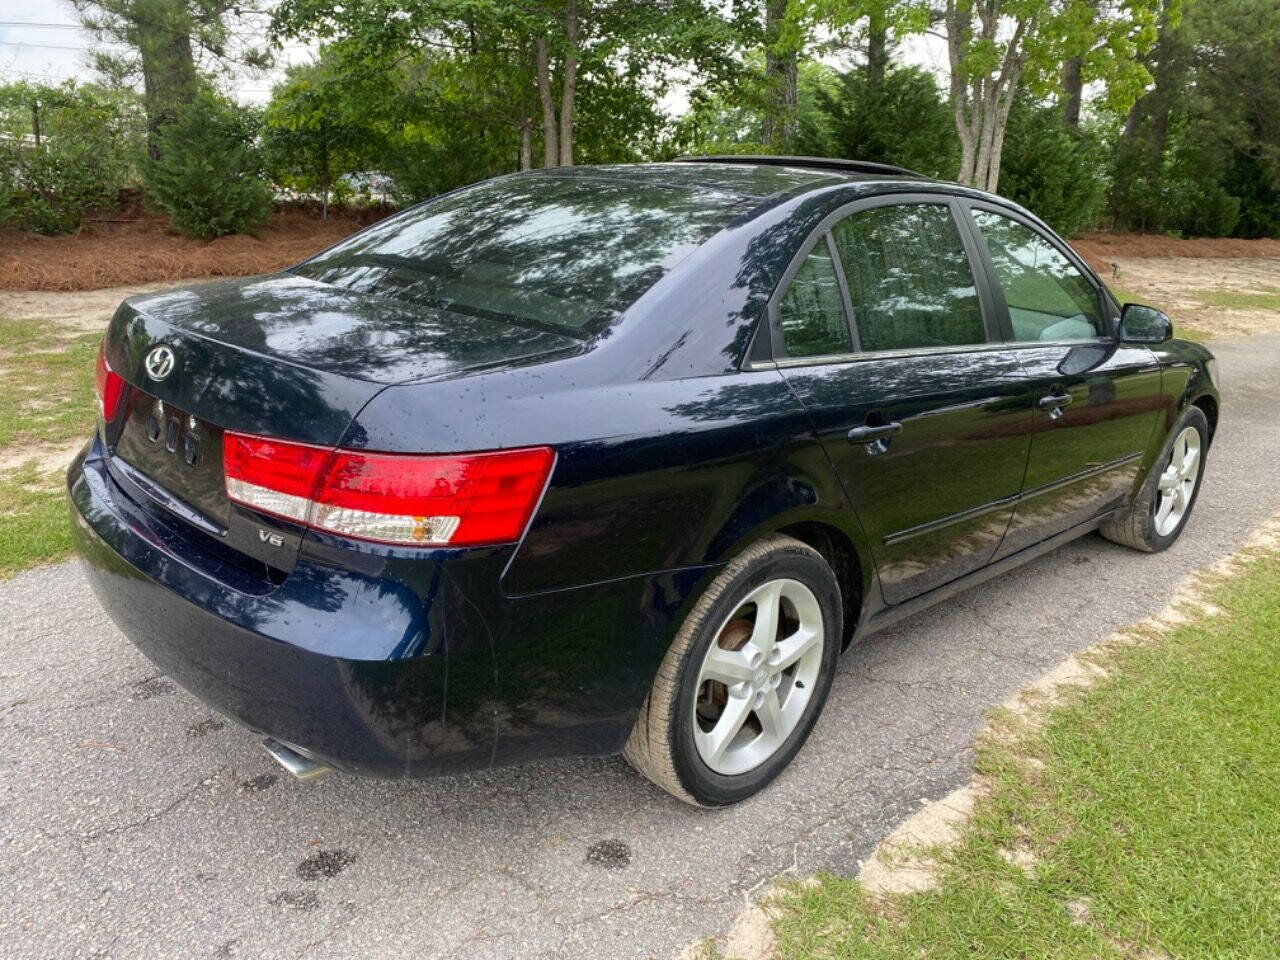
(112, 390), (303, 577)
(115, 393), (230, 529)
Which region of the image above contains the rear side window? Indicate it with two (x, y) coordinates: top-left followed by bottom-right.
(293, 175), (744, 338)
(970, 209), (1105, 342)
(832, 203), (986, 352)
(777, 240), (853, 358)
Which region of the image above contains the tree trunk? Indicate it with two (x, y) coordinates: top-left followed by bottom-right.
(945, 0), (1029, 191)
(1062, 56), (1083, 128)
(866, 8), (888, 89)
(320, 139), (330, 221)
(558, 0), (578, 167)
(946, 1), (977, 184)
(535, 34), (558, 167)
(134, 0), (199, 157)
(984, 77), (1019, 193)
(519, 96), (533, 171)
(1122, 99), (1141, 141)
(761, 0), (797, 151)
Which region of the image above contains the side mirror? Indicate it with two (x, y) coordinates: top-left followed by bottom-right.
(1119, 303), (1173, 344)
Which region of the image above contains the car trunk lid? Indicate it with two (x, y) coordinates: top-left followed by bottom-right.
(100, 274), (578, 580)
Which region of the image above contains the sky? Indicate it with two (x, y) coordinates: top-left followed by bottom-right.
(0, 0), (950, 113)
(0, 0), (315, 103)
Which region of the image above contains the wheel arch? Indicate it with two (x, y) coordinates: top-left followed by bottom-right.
(773, 520), (865, 649)
(1190, 392), (1218, 444)
(712, 512), (872, 650)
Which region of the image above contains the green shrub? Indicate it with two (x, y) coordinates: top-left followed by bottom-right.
(998, 98), (1107, 236)
(144, 91), (273, 239)
(0, 81), (142, 234)
(1224, 154), (1280, 239)
(797, 65), (959, 180)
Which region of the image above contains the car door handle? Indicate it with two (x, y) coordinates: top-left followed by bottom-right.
(847, 422), (903, 444)
(1037, 393), (1073, 410)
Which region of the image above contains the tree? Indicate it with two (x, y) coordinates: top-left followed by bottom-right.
(798, 64), (959, 176)
(72, 0), (271, 152)
(0, 81), (144, 233)
(931, 0), (1160, 192)
(263, 65), (381, 219)
(144, 90), (273, 238)
(998, 95), (1106, 233)
(272, 0), (739, 171)
(1111, 0), (1280, 236)
(761, 0), (800, 150)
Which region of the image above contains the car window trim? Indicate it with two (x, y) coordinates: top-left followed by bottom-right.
(958, 197), (1117, 344)
(755, 192), (1001, 369)
(766, 339), (1021, 370)
(825, 231), (862, 353)
(764, 229), (859, 361)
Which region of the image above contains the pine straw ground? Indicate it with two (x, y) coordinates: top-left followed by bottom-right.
(0, 207), (377, 291)
(1, 203), (1279, 292)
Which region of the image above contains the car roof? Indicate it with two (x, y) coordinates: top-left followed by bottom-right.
(535, 157), (935, 204)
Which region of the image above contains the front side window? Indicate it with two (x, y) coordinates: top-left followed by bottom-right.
(971, 209), (1105, 342)
(831, 202), (986, 352)
(777, 239), (853, 358)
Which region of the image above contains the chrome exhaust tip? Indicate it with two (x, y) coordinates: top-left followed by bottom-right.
(262, 737), (334, 781)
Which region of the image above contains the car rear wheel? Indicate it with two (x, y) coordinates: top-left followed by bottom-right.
(1101, 406), (1209, 553)
(624, 534), (842, 806)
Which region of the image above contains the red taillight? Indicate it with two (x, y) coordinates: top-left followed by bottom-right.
(222, 431), (554, 548)
(95, 343), (126, 421)
(223, 433), (333, 524)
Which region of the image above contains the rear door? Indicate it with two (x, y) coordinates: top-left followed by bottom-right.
(772, 196), (1033, 605)
(961, 203), (1164, 559)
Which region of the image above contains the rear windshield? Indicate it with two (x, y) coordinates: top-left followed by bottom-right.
(292, 175), (745, 338)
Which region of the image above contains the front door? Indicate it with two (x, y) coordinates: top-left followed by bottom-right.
(772, 197), (1033, 604)
(963, 205), (1164, 558)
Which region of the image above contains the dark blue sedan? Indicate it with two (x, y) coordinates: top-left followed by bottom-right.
(69, 157), (1218, 805)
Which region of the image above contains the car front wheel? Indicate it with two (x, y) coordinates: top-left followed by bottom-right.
(624, 534), (842, 806)
(1101, 405), (1210, 552)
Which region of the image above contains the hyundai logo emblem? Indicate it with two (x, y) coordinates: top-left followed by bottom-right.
(144, 345), (176, 381)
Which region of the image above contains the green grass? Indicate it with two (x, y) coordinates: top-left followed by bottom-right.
(1104, 284), (1146, 308)
(774, 551), (1280, 960)
(0, 314), (98, 578)
(0, 316), (99, 450)
(0, 464), (76, 578)
(1188, 289), (1280, 311)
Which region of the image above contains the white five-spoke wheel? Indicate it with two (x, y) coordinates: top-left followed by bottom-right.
(624, 534), (842, 806)
(1154, 425), (1201, 537)
(692, 578), (824, 776)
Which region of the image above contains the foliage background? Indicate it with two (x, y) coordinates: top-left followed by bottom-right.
(1, 0), (1277, 241)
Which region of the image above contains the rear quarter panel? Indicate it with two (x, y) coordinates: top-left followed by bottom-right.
(350, 365), (866, 596)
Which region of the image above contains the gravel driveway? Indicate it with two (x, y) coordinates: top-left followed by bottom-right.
(3, 334), (1278, 960)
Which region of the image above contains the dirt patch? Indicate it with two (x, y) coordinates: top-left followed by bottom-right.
(1073, 232), (1280, 276)
(0, 439), (87, 475)
(857, 786), (980, 897)
(1106, 257), (1280, 339)
(0, 282), (191, 337)
(0, 207), (376, 292)
(676, 885), (799, 960)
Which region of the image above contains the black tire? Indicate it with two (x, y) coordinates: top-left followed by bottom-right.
(623, 534), (842, 806)
(1101, 405), (1210, 553)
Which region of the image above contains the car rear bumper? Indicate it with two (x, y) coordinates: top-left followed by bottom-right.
(68, 437), (716, 778)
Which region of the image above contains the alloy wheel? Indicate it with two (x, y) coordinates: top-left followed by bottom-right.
(1154, 425), (1202, 537)
(692, 578), (825, 776)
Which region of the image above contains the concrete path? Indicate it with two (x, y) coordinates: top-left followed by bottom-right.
(2, 335), (1278, 960)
